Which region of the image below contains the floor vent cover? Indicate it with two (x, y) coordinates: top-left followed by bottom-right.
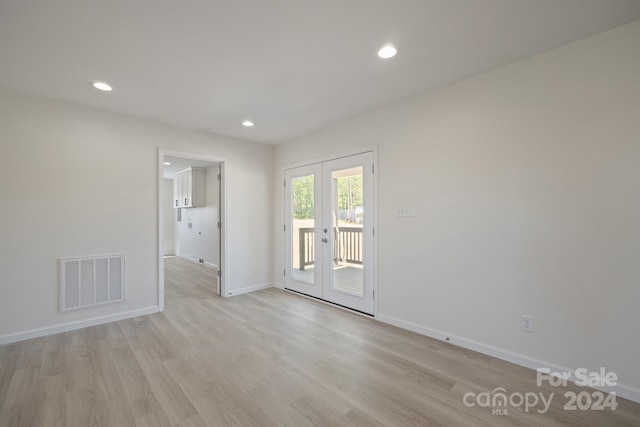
(59, 254), (125, 311)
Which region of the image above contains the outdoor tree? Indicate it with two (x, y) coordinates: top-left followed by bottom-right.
(337, 174), (362, 222)
(292, 176), (314, 219)
(292, 173), (362, 222)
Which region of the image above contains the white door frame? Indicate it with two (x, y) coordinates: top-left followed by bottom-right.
(282, 146), (378, 317)
(158, 148), (229, 311)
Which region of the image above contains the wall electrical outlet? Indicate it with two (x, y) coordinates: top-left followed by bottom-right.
(521, 315), (534, 332)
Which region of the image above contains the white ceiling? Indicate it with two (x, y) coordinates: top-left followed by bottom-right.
(1, 1), (639, 144)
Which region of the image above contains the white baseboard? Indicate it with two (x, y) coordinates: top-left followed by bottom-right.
(0, 306), (160, 346)
(176, 255), (217, 269)
(377, 313), (640, 404)
(226, 283), (274, 297)
(177, 254), (200, 264)
(615, 383), (640, 405)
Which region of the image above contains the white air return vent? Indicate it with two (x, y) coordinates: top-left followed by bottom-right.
(59, 254), (125, 311)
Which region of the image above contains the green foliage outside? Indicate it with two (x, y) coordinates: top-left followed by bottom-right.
(293, 176), (314, 219)
(293, 174), (362, 220)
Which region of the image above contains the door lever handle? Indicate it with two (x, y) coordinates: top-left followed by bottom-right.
(322, 238), (328, 243)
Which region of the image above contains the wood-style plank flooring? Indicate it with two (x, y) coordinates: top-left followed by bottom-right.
(1, 256), (639, 426)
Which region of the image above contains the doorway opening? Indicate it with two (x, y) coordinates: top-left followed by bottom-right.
(158, 149), (227, 311)
(284, 151), (375, 315)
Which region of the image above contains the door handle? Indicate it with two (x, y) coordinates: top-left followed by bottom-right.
(322, 238), (328, 243)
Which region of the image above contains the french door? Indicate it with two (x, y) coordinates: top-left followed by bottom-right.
(284, 152), (374, 315)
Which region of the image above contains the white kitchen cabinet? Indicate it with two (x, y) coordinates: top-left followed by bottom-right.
(173, 167), (206, 208)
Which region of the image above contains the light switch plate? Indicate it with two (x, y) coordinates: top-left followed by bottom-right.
(396, 207), (415, 217)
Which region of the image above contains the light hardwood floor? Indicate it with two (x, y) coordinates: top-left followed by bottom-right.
(1, 256), (639, 426)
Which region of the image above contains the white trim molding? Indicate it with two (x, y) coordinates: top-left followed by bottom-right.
(175, 254), (217, 271)
(226, 283), (274, 297)
(377, 313), (640, 404)
(0, 306), (160, 346)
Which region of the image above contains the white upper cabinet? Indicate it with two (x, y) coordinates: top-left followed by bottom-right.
(173, 167), (206, 208)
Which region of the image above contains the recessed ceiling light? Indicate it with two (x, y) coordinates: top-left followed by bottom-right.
(163, 162), (171, 166)
(242, 120), (254, 127)
(377, 44), (397, 59)
(90, 81), (113, 91)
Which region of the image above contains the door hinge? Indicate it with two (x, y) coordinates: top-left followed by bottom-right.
(283, 269), (286, 276)
(217, 270), (221, 277)
(372, 164), (375, 174)
(284, 180), (286, 187)
(372, 227), (375, 236)
(217, 173), (221, 181)
(284, 224), (286, 232)
(373, 289), (375, 299)
(217, 221), (221, 229)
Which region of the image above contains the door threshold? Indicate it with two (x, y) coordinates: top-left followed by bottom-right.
(284, 288), (374, 318)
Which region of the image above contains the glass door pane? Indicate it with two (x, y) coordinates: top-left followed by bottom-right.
(330, 166), (364, 296)
(291, 174), (315, 284)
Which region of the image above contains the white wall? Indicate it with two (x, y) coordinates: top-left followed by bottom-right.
(163, 178), (176, 256)
(273, 21), (640, 395)
(0, 91), (274, 341)
(174, 164), (220, 267)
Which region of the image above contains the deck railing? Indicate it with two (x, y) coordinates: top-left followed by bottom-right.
(299, 227), (315, 271)
(298, 226), (363, 270)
